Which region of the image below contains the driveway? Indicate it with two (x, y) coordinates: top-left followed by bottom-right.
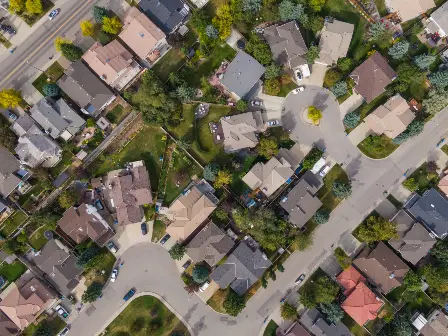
(347, 121), (373, 146)
(295, 63), (327, 87)
(113, 221), (153, 257)
(339, 92), (364, 119)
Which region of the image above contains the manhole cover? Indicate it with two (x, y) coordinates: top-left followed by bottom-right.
(44, 231), (53, 240)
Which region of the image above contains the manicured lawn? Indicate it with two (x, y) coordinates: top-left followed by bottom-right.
(0, 260), (27, 282)
(45, 61), (65, 81)
(0, 211), (28, 237)
(403, 162), (439, 195)
(263, 320), (279, 336)
(23, 315), (66, 336)
(29, 225), (51, 251)
(206, 288), (229, 314)
(0, 33), (11, 48)
(342, 314), (370, 336)
(84, 248), (116, 286)
(152, 220), (166, 242)
(32, 73), (50, 96)
(90, 126), (166, 190)
(106, 105), (130, 124)
(278, 81), (298, 97)
(104, 296), (190, 336)
(442, 144), (448, 156)
(316, 164), (350, 212)
(167, 104), (196, 139)
(49, 150), (73, 177)
(152, 48), (186, 81)
(358, 134), (399, 159)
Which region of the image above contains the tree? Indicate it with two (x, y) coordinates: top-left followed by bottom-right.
(393, 119), (424, 144)
(396, 63), (424, 86)
(368, 22), (386, 41)
(58, 189), (78, 209)
(82, 282), (103, 303)
(166, 33), (184, 49)
(80, 20), (94, 36)
(256, 138), (278, 158)
(306, 45), (319, 64)
(169, 243), (186, 260)
(205, 24), (219, 39)
(320, 303), (344, 323)
(337, 57), (353, 73)
(264, 64), (282, 80)
(294, 231), (314, 251)
(214, 208), (228, 222)
(308, 0), (327, 11)
(357, 216), (398, 242)
(204, 163), (219, 182)
(429, 70), (448, 89)
(60, 43), (83, 61)
(92, 6), (108, 23)
(214, 170), (232, 188)
(414, 54), (436, 71)
(76, 244), (101, 267)
(402, 177), (419, 191)
(54, 36), (71, 52)
(280, 302), (297, 320)
(102, 16), (122, 35)
(332, 181), (352, 199)
(264, 78), (280, 95)
(34, 322), (53, 336)
(302, 15), (324, 34)
(192, 265), (209, 284)
(388, 40), (409, 60)
(42, 84), (60, 97)
(0, 89), (22, 108)
(300, 276), (339, 308)
(431, 240), (448, 264)
(313, 209), (330, 224)
(389, 313), (413, 336)
(242, 0), (262, 12)
(323, 69), (342, 87)
(245, 34), (272, 65)
(175, 84), (195, 102)
(212, 4), (233, 40)
(423, 89), (448, 115)
(278, 0), (307, 22)
(343, 111), (360, 129)
(302, 147), (323, 170)
(403, 271), (422, 292)
(308, 106), (322, 124)
(8, 0), (25, 14)
(331, 81), (348, 98)
(261, 277), (268, 288)
(277, 263), (285, 272)
(269, 268), (276, 280)
(25, 0), (42, 14)
(236, 99), (248, 112)
(334, 247), (351, 270)
(420, 264), (448, 292)
(223, 289), (246, 316)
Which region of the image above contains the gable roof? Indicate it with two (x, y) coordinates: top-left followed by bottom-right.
(336, 265), (366, 296)
(420, 311), (448, 336)
(0, 311), (19, 336)
(210, 241), (271, 295)
(341, 282), (383, 326)
(430, 1), (448, 34)
(186, 222), (234, 266)
(389, 210), (436, 265)
(139, 0), (189, 33)
(264, 21), (308, 68)
(0, 147), (21, 198)
(350, 52), (396, 103)
(221, 111), (264, 152)
(388, 0), (435, 22)
(365, 94), (415, 139)
(299, 308), (354, 336)
(353, 242), (409, 294)
(30, 98), (69, 139)
(316, 20), (354, 65)
(277, 143), (304, 170)
(219, 51), (265, 99)
(277, 323), (311, 336)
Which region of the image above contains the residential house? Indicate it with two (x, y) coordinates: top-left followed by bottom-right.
(387, 0), (435, 23)
(57, 61), (116, 117)
(389, 209), (436, 265)
(276, 322), (311, 336)
(405, 188), (448, 239)
(82, 40), (142, 91)
(138, 0), (189, 34)
(210, 241), (271, 295)
(316, 19), (354, 66)
(32, 239), (83, 295)
(264, 21), (308, 69)
(0, 277), (56, 331)
(353, 242), (409, 294)
(425, 1), (448, 38)
(350, 52), (397, 103)
(57, 204), (114, 247)
(0, 311), (19, 336)
(104, 161), (152, 226)
(277, 144), (304, 170)
(11, 115), (62, 168)
(0, 146), (31, 198)
(119, 7), (166, 61)
(438, 173), (448, 196)
(162, 179), (218, 241)
(299, 308), (354, 336)
(414, 310), (448, 336)
(220, 111), (264, 152)
(279, 171), (323, 228)
(364, 94), (415, 139)
(30, 98), (85, 140)
(219, 51), (265, 100)
(186, 221), (234, 266)
(337, 265), (366, 296)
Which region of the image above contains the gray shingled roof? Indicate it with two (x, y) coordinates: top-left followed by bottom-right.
(430, 1), (448, 35)
(0, 147), (21, 198)
(30, 99), (70, 139)
(139, 0), (189, 33)
(299, 308), (354, 336)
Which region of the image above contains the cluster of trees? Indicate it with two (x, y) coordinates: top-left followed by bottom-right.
(368, 22), (392, 49)
(76, 244), (101, 268)
(54, 37), (83, 62)
(223, 289), (246, 316)
(58, 189), (78, 209)
(299, 275), (339, 308)
(82, 282), (103, 303)
(189, 10), (221, 54)
(388, 40), (409, 60)
(423, 89), (448, 115)
(256, 138), (279, 159)
(169, 243), (186, 260)
(0, 88), (22, 109)
(420, 239), (448, 305)
(302, 147), (323, 170)
(356, 215), (397, 242)
(9, 0), (43, 15)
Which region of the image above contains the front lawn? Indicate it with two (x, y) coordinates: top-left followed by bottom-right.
(442, 144), (448, 156)
(358, 134), (399, 159)
(206, 288), (229, 314)
(45, 61), (65, 81)
(0, 211), (28, 237)
(29, 225), (51, 251)
(316, 164), (350, 212)
(0, 260), (28, 282)
(23, 315), (66, 336)
(152, 48), (186, 81)
(104, 295), (190, 336)
(84, 248), (116, 286)
(32, 73), (50, 96)
(403, 162), (439, 195)
(263, 320), (279, 336)
(152, 219), (166, 242)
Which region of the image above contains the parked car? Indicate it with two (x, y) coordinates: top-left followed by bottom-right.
(292, 87), (305, 94)
(319, 165), (330, 177)
(251, 100), (263, 107)
(160, 234), (171, 245)
(295, 274), (306, 285)
(141, 223), (148, 235)
(182, 260), (191, 271)
(107, 241), (118, 253)
(48, 9), (60, 20)
(267, 120), (279, 126)
(123, 288), (136, 301)
(7, 110), (17, 121)
(295, 70), (303, 80)
(437, 138), (445, 148)
(58, 327), (69, 336)
(55, 304), (69, 318)
(111, 268), (118, 282)
(199, 281), (210, 292)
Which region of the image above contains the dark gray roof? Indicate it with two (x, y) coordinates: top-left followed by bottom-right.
(57, 61), (115, 116)
(0, 147), (21, 198)
(406, 188), (448, 239)
(139, 0), (189, 33)
(30, 98), (69, 139)
(220, 51), (265, 99)
(300, 308), (353, 336)
(210, 242), (271, 295)
(52, 98), (85, 136)
(10, 114), (35, 137)
(280, 171), (323, 228)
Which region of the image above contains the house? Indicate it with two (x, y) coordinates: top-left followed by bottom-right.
(277, 144), (304, 170)
(162, 179), (218, 241)
(316, 19), (354, 66)
(82, 40), (142, 91)
(138, 0), (189, 34)
(57, 204), (114, 247)
(276, 322), (311, 336)
(299, 308), (354, 336)
(353, 242), (409, 294)
(405, 188), (448, 239)
(425, 1), (448, 38)
(336, 265), (366, 296)
(364, 94), (415, 139)
(389, 210), (436, 265)
(387, 0), (435, 23)
(279, 171), (323, 228)
(438, 173), (448, 196)
(219, 51), (265, 100)
(32, 239), (83, 295)
(30, 98), (85, 140)
(0, 311), (19, 336)
(11, 115), (62, 168)
(415, 310), (448, 336)
(220, 111), (265, 152)
(350, 52), (397, 103)
(104, 161), (152, 226)
(0, 146), (31, 198)
(57, 61), (116, 117)
(186, 221), (234, 266)
(210, 241), (271, 295)
(264, 21), (308, 69)
(0, 277), (56, 330)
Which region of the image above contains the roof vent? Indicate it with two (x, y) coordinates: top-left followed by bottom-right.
(106, 58), (111, 63)
(431, 204), (435, 208)
(30, 286), (36, 292)
(389, 272), (395, 279)
(139, 32), (144, 38)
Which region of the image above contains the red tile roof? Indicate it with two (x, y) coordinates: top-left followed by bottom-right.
(341, 282), (383, 326)
(336, 265), (366, 296)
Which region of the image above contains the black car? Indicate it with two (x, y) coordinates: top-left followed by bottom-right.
(160, 234), (171, 245)
(182, 260), (191, 270)
(141, 223), (148, 235)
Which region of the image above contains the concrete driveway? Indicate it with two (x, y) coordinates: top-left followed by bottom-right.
(113, 221), (153, 256)
(347, 122), (373, 146)
(196, 280), (219, 302)
(295, 63), (327, 87)
(339, 92), (364, 119)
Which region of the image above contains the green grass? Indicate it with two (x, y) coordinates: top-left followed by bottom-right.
(23, 315), (66, 336)
(104, 296), (190, 336)
(0, 260), (27, 282)
(106, 105), (129, 124)
(49, 150), (73, 177)
(152, 220), (166, 242)
(90, 126), (166, 190)
(32, 73), (50, 96)
(0, 33), (11, 48)
(167, 104), (196, 139)
(206, 288), (229, 314)
(278, 81), (298, 97)
(45, 61), (65, 82)
(0, 211), (27, 237)
(403, 291), (435, 315)
(29, 225), (51, 251)
(316, 164), (350, 212)
(442, 144), (448, 156)
(84, 248), (116, 286)
(403, 162), (439, 195)
(342, 314), (370, 336)
(358, 134), (399, 159)
(152, 48), (186, 81)
(18, 180), (49, 208)
(263, 320), (279, 336)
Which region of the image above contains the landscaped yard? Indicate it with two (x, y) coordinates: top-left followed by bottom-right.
(152, 48), (186, 81)
(0, 260), (27, 282)
(84, 248), (116, 286)
(342, 314), (370, 336)
(23, 314), (66, 336)
(106, 104), (131, 124)
(32, 73), (51, 96)
(152, 219), (166, 243)
(49, 150), (73, 177)
(0, 211), (28, 237)
(403, 162), (439, 194)
(358, 134), (399, 159)
(167, 104), (196, 139)
(104, 295), (190, 336)
(263, 320), (279, 336)
(32, 60), (66, 95)
(18, 180), (51, 210)
(207, 288), (229, 314)
(316, 164), (350, 212)
(29, 225), (51, 251)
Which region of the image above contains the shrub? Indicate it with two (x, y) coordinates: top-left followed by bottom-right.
(264, 63), (282, 80)
(236, 99), (248, 111)
(330, 81), (348, 98)
(343, 111), (360, 129)
(324, 69), (342, 87)
(332, 181), (352, 198)
(302, 147), (323, 170)
(334, 247), (351, 270)
(169, 243), (186, 260)
(403, 177), (419, 191)
(313, 209), (330, 224)
(388, 40), (409, 60)
(308, 106), (322, 124)
(280, 302), (297, 320)
(223, 289), (246, 316)
(264, 78), (280, 95)
(42, 84), (60, 97)
(192, 265), (209, 284)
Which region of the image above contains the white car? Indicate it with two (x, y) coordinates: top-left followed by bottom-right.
(292, 86), (305, 94)
(111, 268), (118, 282)
(48, 9), (59, 20)
(251, 100), (263, 107)
(58, 327), (69, 336)
(55, 304), (69, 318)
(319, 165), (330, 177)
(267, 120), (279, 126)
(199, 281), (210, 292)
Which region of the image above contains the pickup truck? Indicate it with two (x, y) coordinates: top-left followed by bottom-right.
(123, 288), (136, 301)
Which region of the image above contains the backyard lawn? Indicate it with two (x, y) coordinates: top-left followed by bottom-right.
(49, 150), (73, 177)
(106, 104), (130, 124)
(23, 315), (66, 336)
(263, 320), (279, 336)
(386, 286), (435, 314)
(342, 314), (370, 336)
(152, 220), (166, 243)
(104, 295), (190, 336)
(152, 48), (186, 81)
(0, 260), (27, 282)
(29, 225), (51, 251)
(403, 162), (439, 195)
(0, 211), (28, 237)
(357, 134), (399, 159)
(316, 164), (350, 212)
(167, 104), (196, 139)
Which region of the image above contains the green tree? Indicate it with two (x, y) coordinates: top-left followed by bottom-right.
(302, 147), (323, 170)
(76, 244), (101, 267)
(302, 15), (324, 34)
(16, 230), (27, 243)
(264, 64), (282, 80)
(33, 322), (52, 336)
(402, 177), (419, 191)
(92, 6), (108, 23)
(337, 57), (354, 73)
(80, 20), (94, 37)
(368, 22), (386, 41)
(169, 243), (186, 261)
(396, 63), (424, 86)
(245, 33), (272, 65)
(175, 84), (195, 102)
(8, 0), (25, 13)
(269, 268), (276, 281)
(423, 89), (448, 115)
(204, 163), (219, 182)
(307, 0), (326, 11)
(332, 181), (352, 199)
(357, 216), (398, 242)
(214, 208), (229, 222)
(212, 4), (233, 40)
(192, 265), (209, 284)
(429, 70), (448, 89)
(236, 99), (248, 112)
(102, 16), (122, 34)
(261, 277), (268, 288)
(320, 303), (344, 323)
(323, 69), (342, 87)
(308, 106), (322, 124)
(343, 111), (360, 129)
(313, 208), (330, 224)
(331, 81), (348, 97)
(393, 120), (424, 144)
(58, 189), (78, 209)
(205, 25), (219, 39)
(300, 276), (339, 308)
(54, 36), (71, 52)
(223, 289), (246, 316)
(277, 263), (285, 272)
(264, 78), (280, 95)
(82, 282), (103, 303)
(280, 302), (297, 320)
(389, 313), (413, 336)
(256, 138), (278, 158)
(0, 89), (22, 108)
(0, 118), (18, 152)
(214, 170), (232, 188)
(334, 247), (351, 270)
(414, 54), (436, 71)
(60, 43), (83, 61)
(431, 240), (448, 264)
(420, 264), (448, 292)
(42, 84), (60, 97)
(306, 45), (319, 64)
(278, 0), (307, 22)
(402, 271), (422, 294)
(242, 0), (262, 12)
(388, 40), (409, 60)
(25, 0), (42, 14)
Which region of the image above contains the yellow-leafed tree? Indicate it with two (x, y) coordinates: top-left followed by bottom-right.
(102, 16), (122, 35)
(0, 89), (22, 108)
(9, 0), (25, 13)
(54, 36), (71, 52)
(25, 0), (43, 14)
(80, 20), (94, 37)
